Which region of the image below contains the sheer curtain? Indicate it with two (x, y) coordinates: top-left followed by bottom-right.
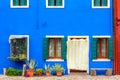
(67, 39), (88, 72)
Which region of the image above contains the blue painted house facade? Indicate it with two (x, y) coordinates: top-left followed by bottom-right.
(0, 0), (113, 75)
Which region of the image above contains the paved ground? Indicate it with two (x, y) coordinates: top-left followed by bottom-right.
(0, 75), (120, 80)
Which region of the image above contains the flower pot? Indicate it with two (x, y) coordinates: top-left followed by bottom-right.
(38, 73), (43, 76)
(27, 70), (34, 77)
(56, 71), (62, 76)
(46, 72), (51, 77)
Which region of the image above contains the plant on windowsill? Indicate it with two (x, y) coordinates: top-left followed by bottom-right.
(26, 59), (37, 77)
(44, 64), (52, 77)
(8, 54), (27, 61)
(51, 64), (65, 76)
(35, 68), (44, 76)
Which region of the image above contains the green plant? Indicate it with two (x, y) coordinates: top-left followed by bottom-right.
(19, 54), (27, 60)
(51, 64), (65, 72)
(6, 67), (22, 76)
(35, 68), (44, 74)
(26, 59), (37, 70)
(44, 64), (52, 72)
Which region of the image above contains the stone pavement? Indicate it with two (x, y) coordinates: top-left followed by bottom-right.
(0, 75), (120, 80)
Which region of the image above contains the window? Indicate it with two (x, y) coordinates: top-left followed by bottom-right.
(92, 36), (114, 60)
(97, 38), (108, 58)
(46, 0), (64, 8)
(9, 35), (29, 61)
(92, 0), (110, 8)
(11, 0), (29, 8)
(43, 36), (67, 60)
(49, 38), (62, 58)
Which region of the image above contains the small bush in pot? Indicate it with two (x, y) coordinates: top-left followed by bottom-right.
(35, 68), (44, 76)
(44, 64), (52, 77)
(26, 59), (37, 77)
(51, 64), (65, 76)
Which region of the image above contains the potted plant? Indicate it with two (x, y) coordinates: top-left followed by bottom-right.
(26, 59), (37, 77)
(51, 64), (65, 76)
(44, 64), (51, 77)
(35, 68), (44, 76)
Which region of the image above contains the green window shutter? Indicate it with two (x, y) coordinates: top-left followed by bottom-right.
(108, 38), (114, 59)
(48, 0), (55, 6)
(13, 0), (19, 6)
(102, 0), (107, 6)
(61, 38), (67, 60)
(56, 0), (62, 6)
(92, 38), (98, 59)
(20, 0), (27, 6)
(43, 38), (49, 60)
(94, 0), (100, 6)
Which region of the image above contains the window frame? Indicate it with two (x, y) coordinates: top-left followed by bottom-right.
(9, 35), (29, 61)
(97, 38), (108, 59)
(48, 38), (62, 59)
(92, 0), (110, 8)
(46, 0), (64, 8)
(10, 0), (29, 8)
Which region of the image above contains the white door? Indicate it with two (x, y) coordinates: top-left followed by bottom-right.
(67, 37), (89, 73)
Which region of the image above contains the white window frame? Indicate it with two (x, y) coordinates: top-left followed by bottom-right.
(92, 0), (110, 8)
(9, 35), (29, 60)
(46, 0), (64, 8)
(45, 35), (64, 61)
(92, 35), (111, 61)
(10, 0), (29, 8)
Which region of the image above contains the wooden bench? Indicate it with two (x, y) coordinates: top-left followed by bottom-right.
(90, 68), (112, 76)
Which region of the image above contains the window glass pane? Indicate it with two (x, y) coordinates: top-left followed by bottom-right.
(20, 0), (27, 6)
(13, 0), (19, 6)
(94, 0), (100, 6)
(49, 39), (54, 57)
(102, 39), (106, 57)
(56, 39), (61, 57)
(102, 0), (108, 6)
(56, 0), (62, 6)
(48, 0), (55, 6)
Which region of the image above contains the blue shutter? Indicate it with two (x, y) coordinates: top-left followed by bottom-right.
(56, 0), (62, 6)
(48, 0), (55, 6)
(20, 0), (27, 6)
(102, 0), (107, 6)
(94, 0), (100, 6)
(13, 0), (19, 6)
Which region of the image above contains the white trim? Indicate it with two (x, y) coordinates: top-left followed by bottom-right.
(46, 35), (64, 38)
(91, 68), (112, 70)
(10, 0), (29, 8)
(92, 0), (110, 8)
(92, 59), (111, 62)
(46, 0), (64, 8)
(92, 35), (111, 38)
(9, 35), (29, 61)
(68, 36), (89, 41)
(46, 59), (64, 62)
(67, 36), (89, 74)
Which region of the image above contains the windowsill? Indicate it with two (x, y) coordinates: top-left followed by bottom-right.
(92, 6), (110, 8)
(92, 59), (111, 62)
(46, 59), (64, 62)
(10, 6), (29, 8)
(46, 6), (64, 8)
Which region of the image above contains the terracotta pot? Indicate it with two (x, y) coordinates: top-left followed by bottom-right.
(27, 70), (34, 77)
(46, 72), (51, 77)
(56, 72), (62, 76)
(38, 73), (43, 76)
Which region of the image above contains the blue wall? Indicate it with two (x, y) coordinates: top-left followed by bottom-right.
(0, 0), (113, 74)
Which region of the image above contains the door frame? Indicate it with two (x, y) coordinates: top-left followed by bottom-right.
(67, 36), (89, 74)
